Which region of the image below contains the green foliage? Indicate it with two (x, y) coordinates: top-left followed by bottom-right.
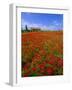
(34, 47), (40, 53)
(53, 50), (63, 58)
(41, 55), (46, 61)
(43, 42), (50, 54)
(54, 67), (63, 75)
(45, 64), (53, 68)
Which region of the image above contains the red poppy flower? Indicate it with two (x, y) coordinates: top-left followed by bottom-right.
(46, 67), (54, 75)
(57, 58), (63, 67)
(39, 64), (45, 69)
(32, 67), (36, 71)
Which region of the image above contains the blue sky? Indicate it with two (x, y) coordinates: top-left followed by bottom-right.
(21, 12), (63, 31)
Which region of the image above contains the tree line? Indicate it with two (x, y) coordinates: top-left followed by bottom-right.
(22, 25), (41, 32)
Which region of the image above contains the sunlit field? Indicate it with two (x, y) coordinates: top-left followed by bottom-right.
(21, 31), (63, 77)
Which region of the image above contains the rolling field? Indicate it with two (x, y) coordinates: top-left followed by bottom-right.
(21, 31), (63, 77)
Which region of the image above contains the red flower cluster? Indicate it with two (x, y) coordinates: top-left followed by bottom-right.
(46, 67), (54, 75)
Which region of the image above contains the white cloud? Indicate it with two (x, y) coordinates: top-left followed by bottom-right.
(41, 25), (49, 30)
(21, 19), (49, 30)
(53, 21), (61, 27)
(21, 19), (62, 31)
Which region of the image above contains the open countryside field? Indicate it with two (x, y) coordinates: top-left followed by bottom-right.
(21, 31), (63, 77)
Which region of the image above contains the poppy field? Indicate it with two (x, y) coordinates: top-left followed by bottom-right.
(21, 31), (63, 77)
